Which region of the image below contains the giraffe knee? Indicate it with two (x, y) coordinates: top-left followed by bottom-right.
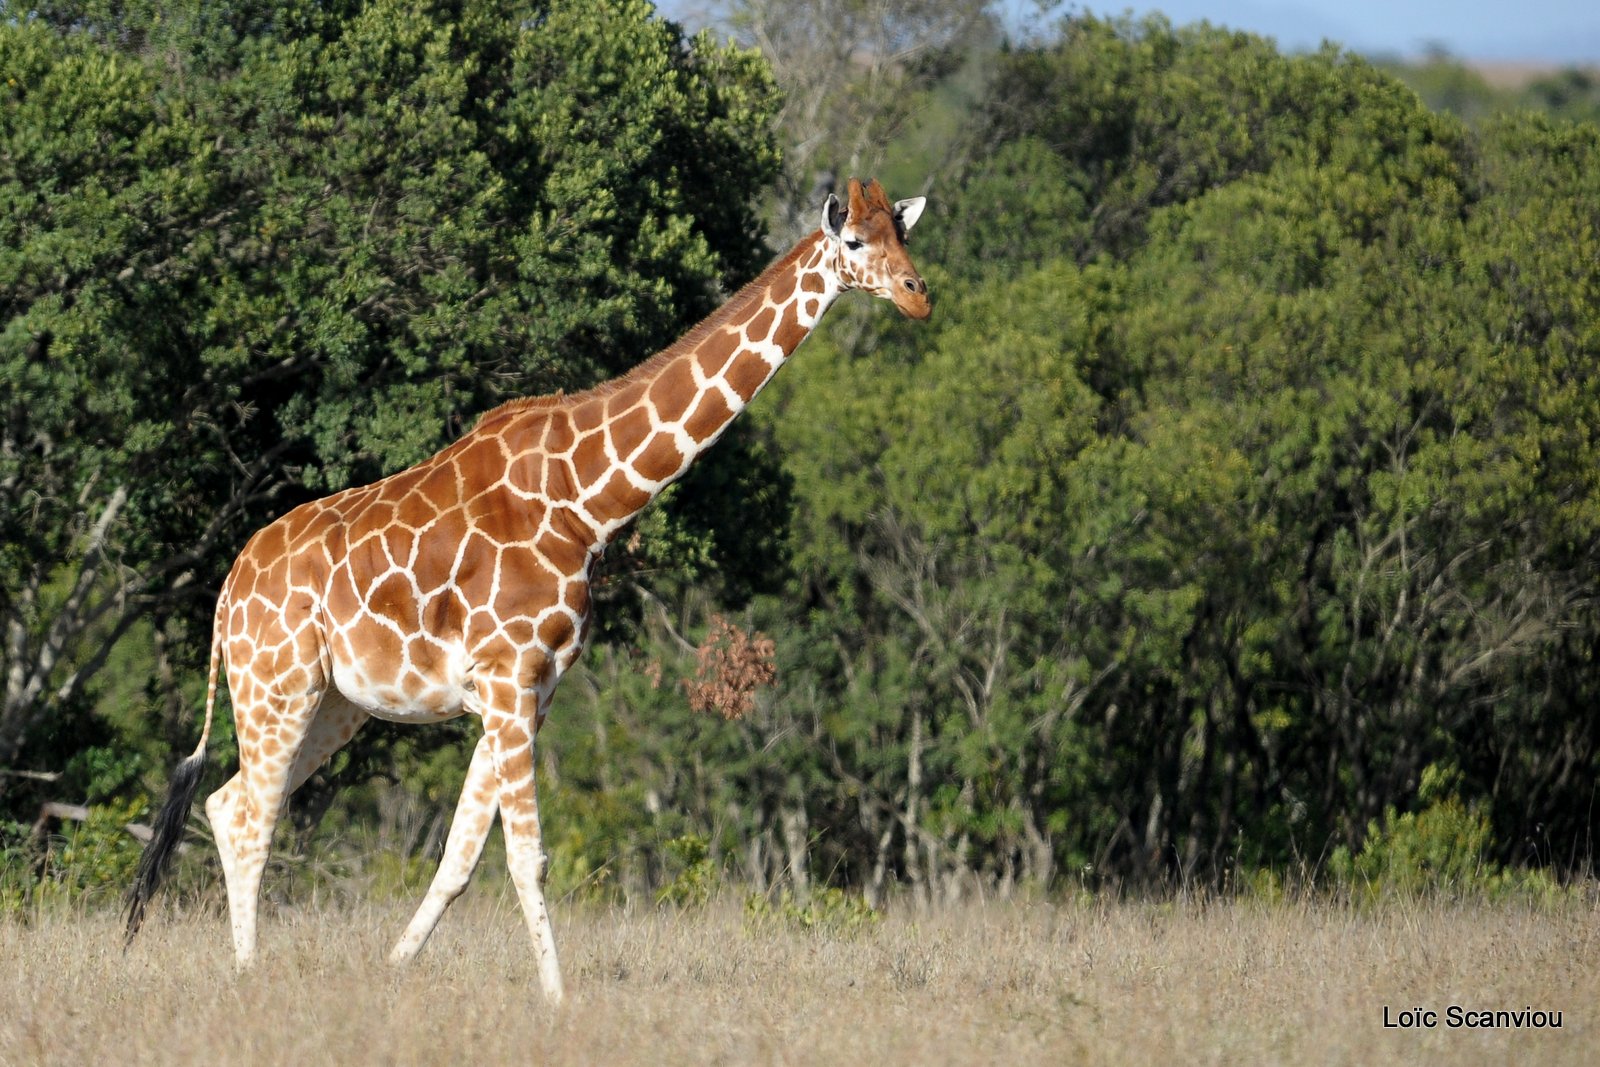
(437, 866), (474, 901)
(502, 836), (551, 892)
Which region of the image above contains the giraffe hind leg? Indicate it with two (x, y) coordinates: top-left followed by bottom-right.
(205, 692), (366, 882)
(283, 692), (370, 796)
(389, 731), (498, 963)
(205, 690), (366, 968)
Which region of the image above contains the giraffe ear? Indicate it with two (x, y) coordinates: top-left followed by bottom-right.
(821, 193), (846, 239)
(894, 197), (927, 234)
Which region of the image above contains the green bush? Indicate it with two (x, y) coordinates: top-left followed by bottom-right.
(656, 833), (717, 908)
(744, 887), (882, 935)
(31, 797), (148, 908)
(1330, 778), (1569, 903)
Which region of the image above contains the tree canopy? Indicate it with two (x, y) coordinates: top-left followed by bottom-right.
(6, 6), (1599, 905)
(2, 0), (780, 808)
(758, 15), (1600, 891)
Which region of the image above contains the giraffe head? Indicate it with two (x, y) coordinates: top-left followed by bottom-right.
(821, 177), (930, 320)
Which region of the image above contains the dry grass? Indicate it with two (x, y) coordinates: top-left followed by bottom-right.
(2, 891), (1596, 1065)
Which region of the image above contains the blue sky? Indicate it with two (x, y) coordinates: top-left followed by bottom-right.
(1059, 2), (1600, 63)
(663, 3), (1600, 65)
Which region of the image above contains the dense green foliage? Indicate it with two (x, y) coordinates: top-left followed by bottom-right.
(6, 6), (1599, 906)
(757, 16), (1600, 893)
(2, 0), (781, 857)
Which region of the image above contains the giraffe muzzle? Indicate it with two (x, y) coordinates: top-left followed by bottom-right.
(892, 275), (931, 320)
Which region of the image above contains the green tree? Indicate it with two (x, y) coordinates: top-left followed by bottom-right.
(757, 14), (1600, 892)
(2, 18), (227, 784)
(1, 1), (781, 820)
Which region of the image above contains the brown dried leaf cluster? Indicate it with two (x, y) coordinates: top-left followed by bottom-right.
(641, 658), (664, 690)
(683, 615), (777, 720)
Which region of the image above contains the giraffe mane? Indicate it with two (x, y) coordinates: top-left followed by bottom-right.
(474, 232), (823, 431)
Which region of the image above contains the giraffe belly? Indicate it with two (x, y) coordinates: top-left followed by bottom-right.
(330, 646), (468, 723)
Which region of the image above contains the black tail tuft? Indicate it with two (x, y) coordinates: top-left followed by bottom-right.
(125, 752), (206, 946)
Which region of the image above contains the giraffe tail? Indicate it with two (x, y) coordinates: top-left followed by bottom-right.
(125, 597), (224, 946)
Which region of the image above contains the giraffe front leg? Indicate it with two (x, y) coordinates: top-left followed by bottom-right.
(389, 732), (498, 963)
(483, 698), (564, 1004)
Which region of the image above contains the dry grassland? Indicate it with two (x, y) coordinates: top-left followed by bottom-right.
(2, 892), (1596, 1065)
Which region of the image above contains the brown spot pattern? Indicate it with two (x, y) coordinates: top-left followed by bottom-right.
(695, 329), (740, 377)
(685, 390), (734, 441)
(608, 406), (652, 458)
(634, 435), (684, 482)
(725, 353), (772, 403)
(774, 302), (807, 351)
(648, 359), (697, 422)
(745, 305), (775, 340)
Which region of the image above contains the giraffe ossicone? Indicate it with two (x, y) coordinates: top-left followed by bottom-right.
(125, 178), (930, 1003)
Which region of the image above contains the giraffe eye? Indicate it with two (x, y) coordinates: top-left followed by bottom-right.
(844, 238), (863, 251)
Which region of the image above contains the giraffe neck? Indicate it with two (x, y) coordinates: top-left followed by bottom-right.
(535, 230), (842, 548)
